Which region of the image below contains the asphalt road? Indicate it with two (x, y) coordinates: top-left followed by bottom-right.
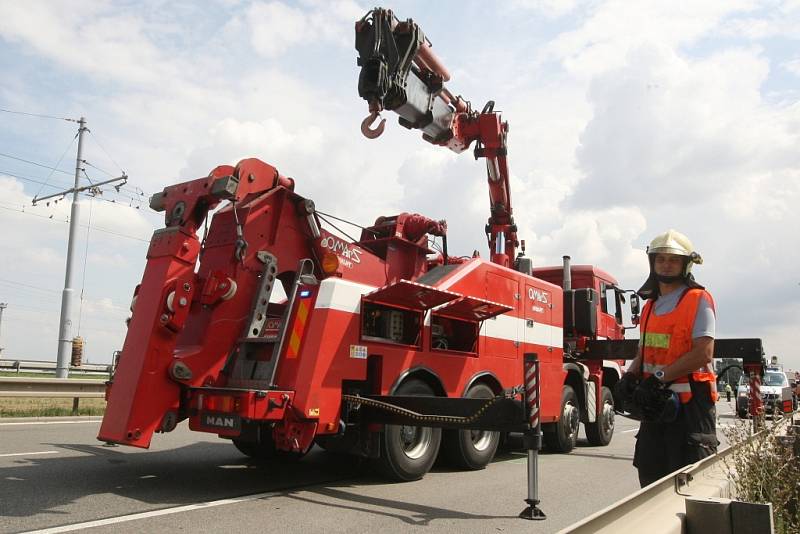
(0, 401), (738, 534)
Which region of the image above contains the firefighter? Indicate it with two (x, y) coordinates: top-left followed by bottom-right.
(624, 229), (718, 487)
(725, 383), (733, 402)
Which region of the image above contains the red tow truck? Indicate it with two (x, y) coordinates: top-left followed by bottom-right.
(98, 7), (639, 482)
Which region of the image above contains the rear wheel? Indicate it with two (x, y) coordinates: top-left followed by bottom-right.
(544, 385), (580, 453)
(585, 386), (615, 446)
(442, 383), (500, 470)
(377, 379), (442, 481)
(233, 429), (306, 462)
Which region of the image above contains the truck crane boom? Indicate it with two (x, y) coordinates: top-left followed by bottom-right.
(355, 8), (518, 268)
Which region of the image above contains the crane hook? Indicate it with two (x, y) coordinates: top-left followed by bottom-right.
(360, 111), (386, 139)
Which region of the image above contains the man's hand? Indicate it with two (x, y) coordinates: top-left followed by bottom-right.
(613, 372), (640, 414)
(633, 376), (670, 421)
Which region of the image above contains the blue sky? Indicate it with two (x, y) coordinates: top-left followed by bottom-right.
(0, 0), (798, 368)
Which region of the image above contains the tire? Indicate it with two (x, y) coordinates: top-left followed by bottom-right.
(736, 410), (748, 419)
(544, 385), (580, 453)
(233, 438), (273, 460)
(377, 379), (442, 481)
(441, 383), (500, 470)
(585, 386), (615, 446)
(233, 430), (306, 462)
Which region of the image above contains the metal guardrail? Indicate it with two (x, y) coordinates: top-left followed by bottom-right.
(560, 415), (797, 533)
(559, 444), (735, 533)
(0, 377), (107, 415)
(0, 359), (112, 376)
(0, 377), (107, 398)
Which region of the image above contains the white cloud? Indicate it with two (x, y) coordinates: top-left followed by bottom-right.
(510, 0), (582, 19)
(784, 58), (800, 76)
(238, 0), (364, 58)
(571, 44), (784, 209)
(525, 207), (648, 281)
(719, 0), (800, 40)
(543, 0), (756, 78)
(0, 2), (186, 86)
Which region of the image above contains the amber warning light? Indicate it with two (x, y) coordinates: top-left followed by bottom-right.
(322, 253), (339, 274)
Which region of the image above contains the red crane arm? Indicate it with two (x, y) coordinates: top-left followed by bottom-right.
(355, 8), (519, 267)
(449, 105), (517, 267)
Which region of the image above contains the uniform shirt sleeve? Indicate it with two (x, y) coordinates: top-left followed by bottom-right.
(692, 294), (715, 339)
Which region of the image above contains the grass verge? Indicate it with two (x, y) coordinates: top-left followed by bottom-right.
(0, 397), (106, 418)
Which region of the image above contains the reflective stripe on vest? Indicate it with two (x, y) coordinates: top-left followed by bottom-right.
(641, 288), (718, 403)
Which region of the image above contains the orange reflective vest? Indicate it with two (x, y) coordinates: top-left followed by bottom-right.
(641, 288), (718, 403)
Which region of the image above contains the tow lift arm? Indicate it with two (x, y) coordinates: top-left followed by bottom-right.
(355, 8), (518, 268)
(98, 159), (298, 448)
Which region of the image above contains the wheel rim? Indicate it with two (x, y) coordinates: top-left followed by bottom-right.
(399, 425), (432, 459)
(601, 400), (615, 435)
(564, 401), (579, 441)
(469, 429), (494, 451)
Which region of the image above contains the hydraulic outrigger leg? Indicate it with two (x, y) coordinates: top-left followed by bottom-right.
(519, 353), (546, 520)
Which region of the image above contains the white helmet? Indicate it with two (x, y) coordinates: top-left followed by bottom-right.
(647, 229), (702, 276)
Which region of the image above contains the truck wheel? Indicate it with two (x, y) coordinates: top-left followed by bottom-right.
(544, 385), (580, 453)
(441, 383), (500, 470)
(585, 386), (614, 446)
(233, 438), (271, 459)
(377, 379), (442, 481)
(233, 433), (306, 462)
(736, 409), (748, 419)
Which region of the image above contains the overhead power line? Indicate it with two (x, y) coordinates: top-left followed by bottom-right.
(0, 107), (78, 123)
(35, 134), (79, 198)
(0, 169), (74, 190)
(0, 203), (151, 243)
(0, 277), (61, 294)
(87, 130), (125, 175)
(0, 151), (73, 175)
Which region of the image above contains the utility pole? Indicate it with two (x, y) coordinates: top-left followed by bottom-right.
(32, 117), (126, 377)
(0, 302), (6, 355)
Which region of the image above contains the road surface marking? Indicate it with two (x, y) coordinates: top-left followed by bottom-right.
(21, 490), (283, 533)
(621, 428), (639, 433)
(0, 451), (59, 458)
(0, 419), (102, 426)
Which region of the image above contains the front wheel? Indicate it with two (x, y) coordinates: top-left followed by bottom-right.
(544, 385), (580, 453)
(441, 383), (500, 470)
(377, 379), (442, 482)
(585, 386), (615, 446)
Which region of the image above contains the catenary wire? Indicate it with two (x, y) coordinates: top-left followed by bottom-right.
(77, 198), (94, 335)
(0, 203), (151, 242)
(0, 169), (74, 190)
(33, 133), (79, 198)
(87, 129), (125, 175)
(0, 107), (78, 123)
(0, 151), (74, 176)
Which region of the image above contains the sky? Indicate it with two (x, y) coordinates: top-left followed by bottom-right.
(0, 0), (798, 368)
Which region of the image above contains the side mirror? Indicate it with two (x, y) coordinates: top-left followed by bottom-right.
(629, 293), (641, 325)
(564, 288), (598, 337)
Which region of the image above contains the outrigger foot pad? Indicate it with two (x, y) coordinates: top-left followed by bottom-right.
(519, 500), (546, 521)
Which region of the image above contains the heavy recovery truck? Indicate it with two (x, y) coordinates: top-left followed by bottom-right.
(98, 7), (638, 483)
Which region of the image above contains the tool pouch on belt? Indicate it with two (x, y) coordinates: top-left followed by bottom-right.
(684, 380), (719, 460)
